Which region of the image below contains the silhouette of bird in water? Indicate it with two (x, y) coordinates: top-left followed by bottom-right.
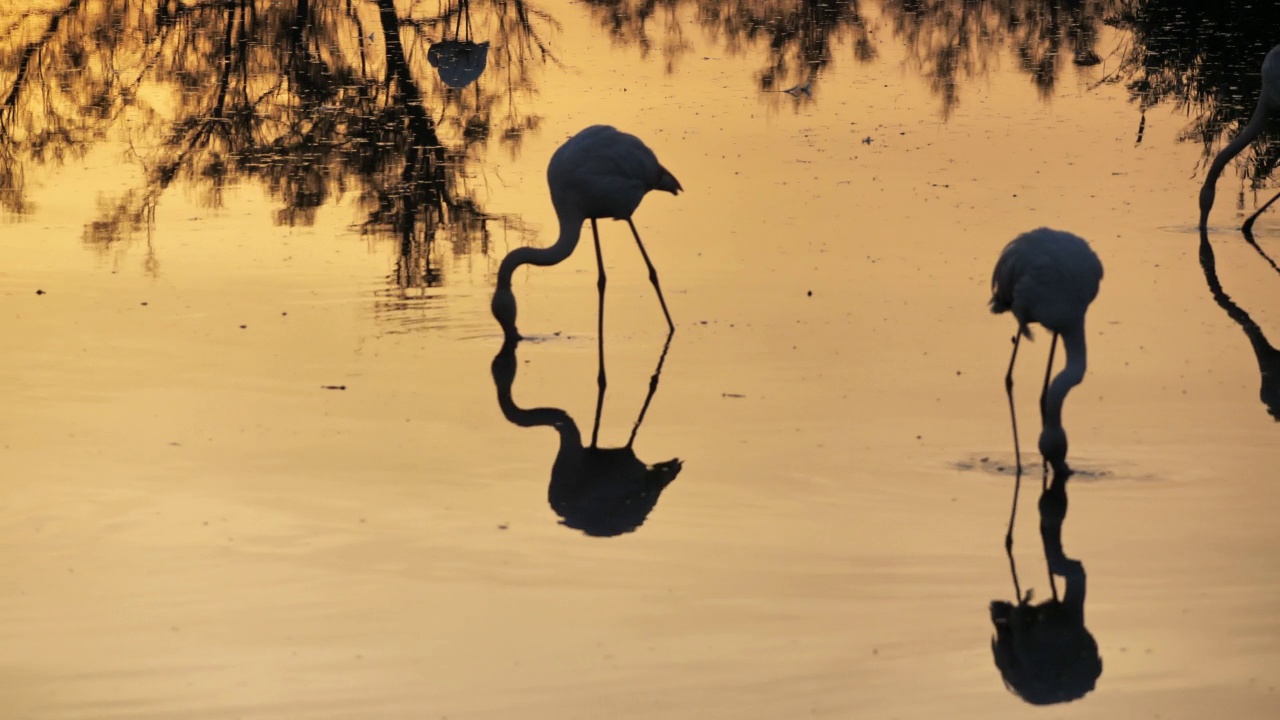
(990, 468), (1101, 705)
(1198, 44), (1280, 230)
(991, 228), (1103, 479)
(1199, 227), (1280, 420)
(490, 335), (682, 536)
(491, 125), (682, 338)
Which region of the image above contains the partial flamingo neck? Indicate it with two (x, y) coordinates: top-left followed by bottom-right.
(1038, 323), (1087, 477)
(1044, 323), (1088, 431)
(492, 338), (582, 447)
(497, 207), (586, 287)
(1200, 98), (1270, 228)
(492, 207), (586, 335)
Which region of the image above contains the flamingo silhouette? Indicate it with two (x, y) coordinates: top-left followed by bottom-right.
(990, 228), (1103, 503)
(990, 467), (1101, 705)
(490, 334), (681, 536)
(491, 125), (682, 339)
(1198, 44), (1280, 230)
(1198, 227), (1280, 420)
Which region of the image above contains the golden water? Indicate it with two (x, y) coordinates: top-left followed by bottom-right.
(1, 1), (1278, 718)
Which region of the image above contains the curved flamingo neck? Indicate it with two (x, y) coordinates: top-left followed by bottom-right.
(497, 207), (587, 288)
(1044, 324), (1088, 431)
(1200, 98), (1270, 228)
(492, 340), (582, 447)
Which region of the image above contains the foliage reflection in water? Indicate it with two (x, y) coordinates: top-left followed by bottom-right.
(2, 0), (1279, 287)
(1112, 1), (1280, 207)
(0, 0), (556, 287)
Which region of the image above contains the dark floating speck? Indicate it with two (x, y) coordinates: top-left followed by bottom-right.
(321, 385), (347, 391)
(35, 289), (45, 295)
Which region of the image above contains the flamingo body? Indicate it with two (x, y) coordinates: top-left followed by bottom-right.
(991, 229), (1102, 340)
(549, 125), (682, 221)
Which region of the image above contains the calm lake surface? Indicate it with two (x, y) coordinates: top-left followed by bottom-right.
(2, 1), (1279, 718)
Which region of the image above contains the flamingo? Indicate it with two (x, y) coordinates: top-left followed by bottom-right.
(1198, 44), (1280, 230)
(990, 228), (1103, 479)
(491, 125), (682, 339)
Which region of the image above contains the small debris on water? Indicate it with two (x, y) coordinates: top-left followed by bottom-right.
(722, 392), (745, 398)
(35, 289), (45, 295)
(321, 385), (347, 391)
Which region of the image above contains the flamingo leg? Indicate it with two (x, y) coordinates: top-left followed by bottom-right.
(1006, 464), (1024, 601)
(1004, 333), (1023, 557)
(1242, 187), (1280, 240)
(1241, 192), (1280, 278)
(591, 219), (606, 448)
(1041, 463), (1060, 601)
(626, 218), (675, 332)
(626, 330), (674, 449)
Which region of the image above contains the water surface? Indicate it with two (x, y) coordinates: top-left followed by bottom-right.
(2, 1), (1279, 718)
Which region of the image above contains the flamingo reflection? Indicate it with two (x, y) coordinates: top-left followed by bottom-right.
(1198, 227), (1280, 420)
(990, 465), (1102, 705)
(490, 333), (681, 537)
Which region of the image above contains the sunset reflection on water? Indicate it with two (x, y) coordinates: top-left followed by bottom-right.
(1, 2), (1279, 718)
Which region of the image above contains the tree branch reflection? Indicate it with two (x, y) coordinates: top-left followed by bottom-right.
(582, 1), (1110, 116)
(883, 0), (1105, 119)
(1109, 2), (1280, 201)
(0, 0), (555, 288)
(582, 0), (875, 104)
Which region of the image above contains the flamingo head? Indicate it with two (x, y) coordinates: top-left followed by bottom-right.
(1038, 425), (1071, 478)
(491, 284), (520, 339)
